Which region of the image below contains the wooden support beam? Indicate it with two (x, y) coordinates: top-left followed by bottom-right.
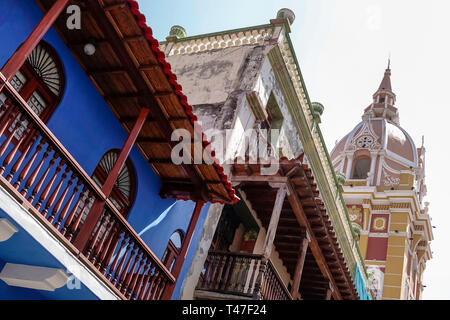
(285, 178), (342, 300)
(262, 185), (286, 259)
(1, 0), (69, 82)
(291, 233), (309, 299)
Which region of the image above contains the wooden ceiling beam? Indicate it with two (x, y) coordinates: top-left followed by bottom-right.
(285, 177), (343, 300)
(87, 0), (213, 201)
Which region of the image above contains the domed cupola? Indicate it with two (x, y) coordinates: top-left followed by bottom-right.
(330, 64), (425, 193)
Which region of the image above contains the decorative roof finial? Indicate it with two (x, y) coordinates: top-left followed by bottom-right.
(276, 8), (296, 25)
(169, 25), (187, 39)
(387, 53), (391, 70)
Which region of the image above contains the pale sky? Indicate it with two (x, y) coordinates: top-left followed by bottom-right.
(140, 0), (449, 300)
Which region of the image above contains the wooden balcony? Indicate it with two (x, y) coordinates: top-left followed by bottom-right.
(196, 251), (292, 300)
(0, 74), (174, 300)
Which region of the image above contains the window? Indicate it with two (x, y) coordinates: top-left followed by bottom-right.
(92, 149), (137, 218)
(0, 41), (65, 144)
(162, 230), (184, 272)
(352, 157), (371, 179)
(69, 150), (137, 243)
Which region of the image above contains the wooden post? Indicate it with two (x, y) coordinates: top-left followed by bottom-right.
(262, 185), (286, 258)
(161, 200), (205, 300)
(73, 107), (149, 250)
(290, 231), (310, 299)
(0, 0), (69, 82)
(253, 185), (286, 299)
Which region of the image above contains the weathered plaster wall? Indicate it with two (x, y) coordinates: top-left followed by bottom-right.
(176, 43), (305, 298)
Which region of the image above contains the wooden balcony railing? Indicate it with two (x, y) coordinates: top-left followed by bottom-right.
(0, 73), (175, 299)
(196, 251), (292, 300)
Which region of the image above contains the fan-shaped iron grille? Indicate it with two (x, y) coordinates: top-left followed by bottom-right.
(27, 43), (62, 96)
(98, 151), (132, 200)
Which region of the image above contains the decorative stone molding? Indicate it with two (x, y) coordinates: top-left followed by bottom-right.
(160, 27), (275, 56)
(0, 218), (18, 242)
(372, 204), (390, 211)
(0, 263), (70, 291)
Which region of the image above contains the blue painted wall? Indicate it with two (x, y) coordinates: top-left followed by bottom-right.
(0, 0), (208, 299)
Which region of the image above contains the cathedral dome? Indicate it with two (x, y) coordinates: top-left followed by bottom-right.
(331, 118), (418, 167)
(330, 66), (423, 187)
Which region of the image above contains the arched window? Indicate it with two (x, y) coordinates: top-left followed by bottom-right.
(162, 230), (184, 272)
(11, 41), (64, 119)
(0, 41), (65, 143)
(352, 157), (371, 180)
(92, 149), (137, 218)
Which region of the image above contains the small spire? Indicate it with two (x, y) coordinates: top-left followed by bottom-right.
(378, 65), (392, 91)
(387, 53), (391, 70)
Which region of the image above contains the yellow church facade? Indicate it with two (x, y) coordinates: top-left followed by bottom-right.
(331, 66), (433, 300)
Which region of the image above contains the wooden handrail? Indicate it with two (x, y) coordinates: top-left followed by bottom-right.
(0, 72), (107, 200)
(104, 199), (175, 283)
(0, 72), (176, 295)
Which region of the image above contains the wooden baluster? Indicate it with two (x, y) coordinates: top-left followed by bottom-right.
(86, 213), (108, 260)
(127, 253), (145, 299)
(43, 161), (67, 218)
(237, 256), (248, 293)
(59, 181), (82, 234)
(243, 257), (252, 294)
(221, 255), (234, 291)
(92, 218), (114, 266)
(7, 134), (37, 182)
(100, 226), (121, 273)
(248, 258), (260, 294)
(228, 255), (239, 291)
(253, 259), (267, 300)
(154, 278), (167, 300)
(141, 265), (156, 300)
(143, 268), (159, 300)
(24, 144), (51, 200)
(0, 110), (20, 159)
(117, 244), (136, 291)
(122, 249), (141, 296)
(107, 233), (127, 281)
(69, 190), (93, 243)
(112, 239), (132, 286)
(137, 264), (152, 300)
(134, 260), (150, 300)
(96, 222), (118, 270)
(0, 99), (11, 123)
(209, 254), (221, 290)
(0, 105), (17, 139)
(215, 254), (227, 290)
(34, 152), (60, 211)
(0, 114), (29, 175)
(15, 138), (45, 190)
(205, 254), (217, 289)
(51, 171), (75, 226)
(150, 273), (163, 300)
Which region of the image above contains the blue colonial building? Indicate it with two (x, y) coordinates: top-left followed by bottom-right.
(0, 0), (237, 300)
